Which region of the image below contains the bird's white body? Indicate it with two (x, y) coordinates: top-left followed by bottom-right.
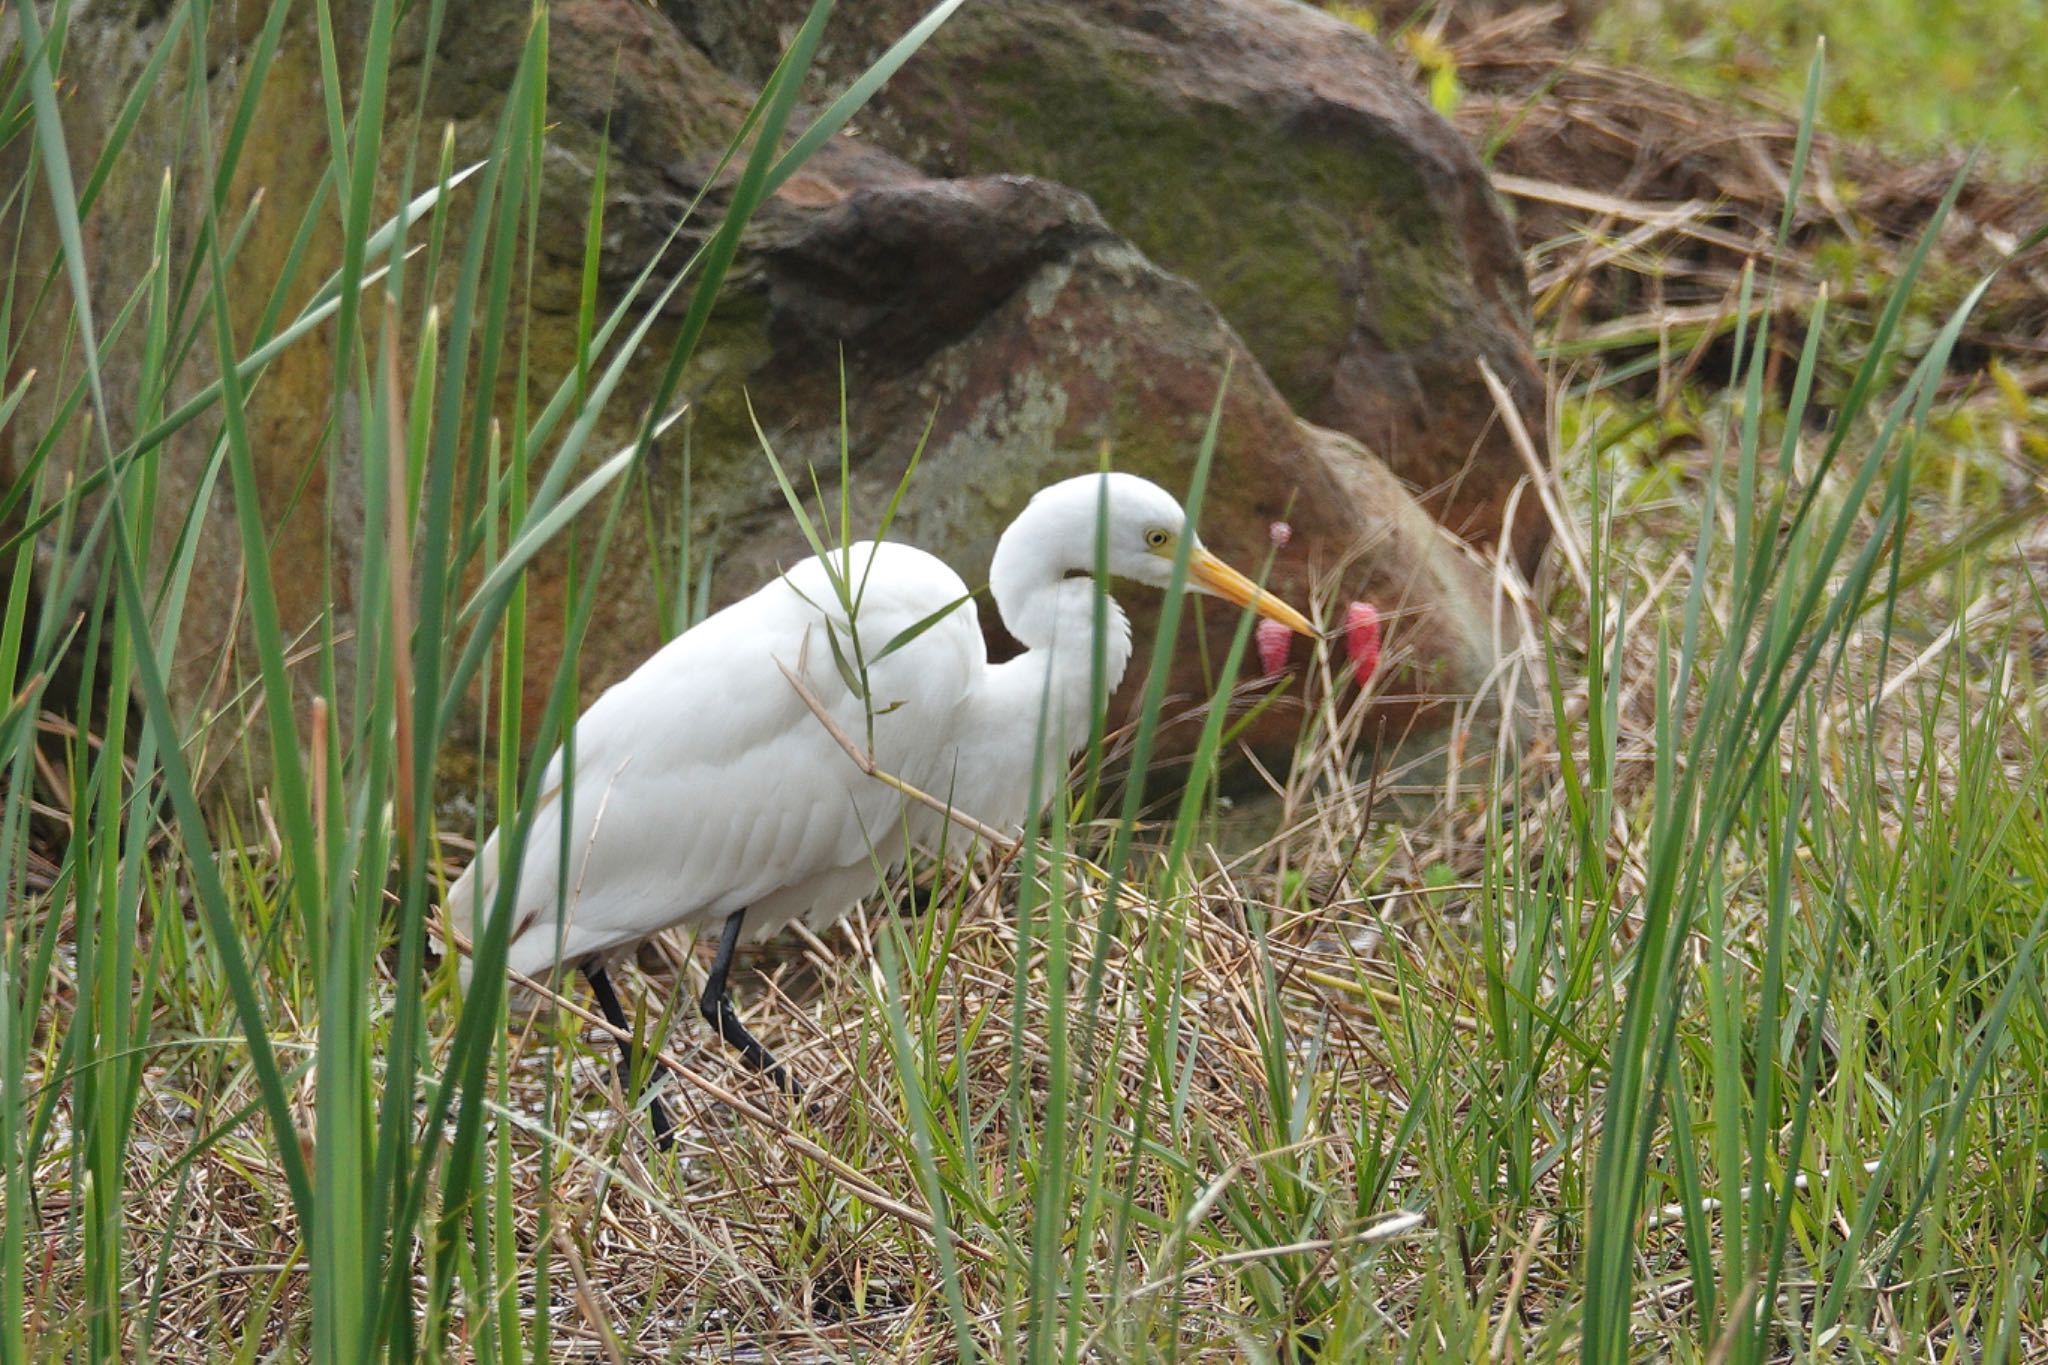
(449, 473), (1306, 988)
(455, 542), (987, 979)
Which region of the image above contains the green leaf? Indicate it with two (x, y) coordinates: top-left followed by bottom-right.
(875, 593), (974, 663)
(823, 617), (867, 701)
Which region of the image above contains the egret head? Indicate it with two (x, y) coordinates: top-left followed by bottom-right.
(1018, 473), (1317, 637)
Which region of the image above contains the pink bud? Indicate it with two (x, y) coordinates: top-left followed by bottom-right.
(1346, 601), (1381, 683)
(1256, 618), (1293, 676)
(1268, 520), (1293, 549)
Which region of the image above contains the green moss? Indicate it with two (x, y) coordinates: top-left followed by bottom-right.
(651, 291), (779, 517)
(924, 5), (1458, 403)
(1356, 220), (1467, 352)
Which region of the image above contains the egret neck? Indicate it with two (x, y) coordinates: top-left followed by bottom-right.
(956, 492), (1138, 829)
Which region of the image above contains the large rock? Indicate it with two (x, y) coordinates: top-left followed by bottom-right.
(0, 4), (350, 728)
(714, 166), (1507, 756)
(672, 0), (1551, 576)
(4, 0), (1524, 796)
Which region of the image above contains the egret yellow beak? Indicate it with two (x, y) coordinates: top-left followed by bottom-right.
(1186, 547), (1318, 637)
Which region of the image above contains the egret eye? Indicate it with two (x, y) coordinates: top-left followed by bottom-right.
(1144, 528), (1172, 549)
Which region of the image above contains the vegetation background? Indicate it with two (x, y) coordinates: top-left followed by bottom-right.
(1594, 0), (2048, 169)
(4, 0), (2047, 1360)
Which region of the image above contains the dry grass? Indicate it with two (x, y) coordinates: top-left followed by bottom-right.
(1447, 4), (2048, 374)
(23, 420), (2048, 1355)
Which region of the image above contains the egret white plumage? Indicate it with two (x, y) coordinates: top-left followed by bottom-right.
(447, 472), (1316, 1143)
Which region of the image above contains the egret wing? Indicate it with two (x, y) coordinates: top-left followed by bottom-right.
(453, 542), (983, 979)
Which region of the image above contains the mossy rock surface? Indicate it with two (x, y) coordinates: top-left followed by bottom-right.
(673, 0), (1551, 573)
(711, 171), (1512, 758)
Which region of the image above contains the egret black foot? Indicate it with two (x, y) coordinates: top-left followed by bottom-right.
(703, 993), (804, 1097)
(702, 908), (806, 1100)
(584, 963), (677, 1150)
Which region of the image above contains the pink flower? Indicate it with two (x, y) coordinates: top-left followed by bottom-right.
(1346, 601), (1381, 683)
(1256, 618), (1293, 676)
(1268, 520), (1293, 549)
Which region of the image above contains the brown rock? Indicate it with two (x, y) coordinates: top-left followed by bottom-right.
(671, 0), (1552, 575)
(702, 168), (1510, 757)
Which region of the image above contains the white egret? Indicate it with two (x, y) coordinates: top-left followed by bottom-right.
(447, 472), (1316, 1142)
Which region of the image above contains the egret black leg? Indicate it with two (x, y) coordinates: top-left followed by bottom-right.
(583, 963), (676, 1150)
(701, 909), (803, 1097)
